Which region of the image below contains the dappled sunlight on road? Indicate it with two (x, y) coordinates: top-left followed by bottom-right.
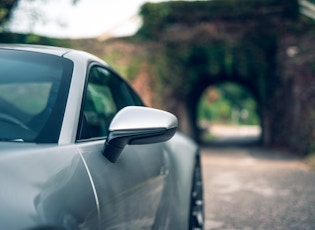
(200, 124), (262, 147)
(208, 124), (261, 139)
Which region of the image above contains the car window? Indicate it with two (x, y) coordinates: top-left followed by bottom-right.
(77, 66), (143, 140)
(0, 49), (73, 143)
(0, 82), (52, 115)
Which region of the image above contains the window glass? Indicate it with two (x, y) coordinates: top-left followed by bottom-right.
(78, 66), (143, 140)
(0, 49), (73, 143)
(0, 82), (52, 114)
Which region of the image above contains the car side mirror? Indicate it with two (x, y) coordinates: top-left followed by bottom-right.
(103, 106), (178, 163)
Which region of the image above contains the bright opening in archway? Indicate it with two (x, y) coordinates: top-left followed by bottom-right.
(197, 82), (261, 144)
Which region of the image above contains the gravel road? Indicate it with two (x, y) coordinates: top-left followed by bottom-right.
(201, 145), (315, 230)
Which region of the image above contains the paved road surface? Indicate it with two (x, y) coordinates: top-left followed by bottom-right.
(201, 145), (315, 230)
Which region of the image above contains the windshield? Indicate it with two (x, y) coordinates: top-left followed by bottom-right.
(0, 49), (73, 143)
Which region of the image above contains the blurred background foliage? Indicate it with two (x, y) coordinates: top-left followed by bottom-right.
(0, 0), (79, 32)
(0, 0), (17, 30)
(198, 83), (259, 126)
(138, 0), (299, 38)
(197, 82), (260, 143)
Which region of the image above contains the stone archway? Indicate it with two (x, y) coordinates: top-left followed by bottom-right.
(154, 35), (277, 146)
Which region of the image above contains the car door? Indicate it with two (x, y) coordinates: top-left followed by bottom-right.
(76, 65), (169, 229)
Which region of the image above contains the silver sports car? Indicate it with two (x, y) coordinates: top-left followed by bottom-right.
(0, 44), (203, 230)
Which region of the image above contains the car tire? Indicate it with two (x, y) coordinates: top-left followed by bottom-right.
(189, 152), (204, 230)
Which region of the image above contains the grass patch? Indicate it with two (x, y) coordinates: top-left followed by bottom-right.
(200, 133), (217, 143)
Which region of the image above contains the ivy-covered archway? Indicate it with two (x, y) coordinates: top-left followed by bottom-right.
(147, 31), (278, 145)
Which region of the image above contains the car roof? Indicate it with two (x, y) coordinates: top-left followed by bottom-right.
(0, 44), (72, 56)
(0, 43), (110, 71)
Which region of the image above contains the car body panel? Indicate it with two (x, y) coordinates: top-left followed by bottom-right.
(0, 143), (98, 229)
(157, 132), (199, 229)
(77, 140), (167, 229)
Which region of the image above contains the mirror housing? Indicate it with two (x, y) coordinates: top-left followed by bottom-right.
(103, 106), (178, 163)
